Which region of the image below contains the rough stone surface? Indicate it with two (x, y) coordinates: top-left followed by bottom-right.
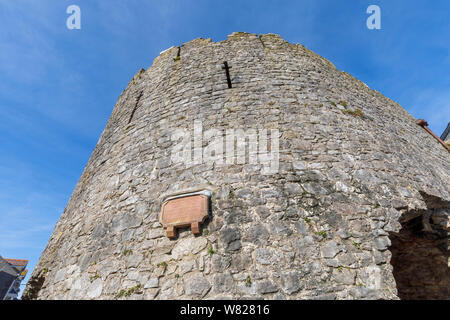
(171, 237), (208, 260)
(23, 32), (450, 300)
(184, 274), (211, 297)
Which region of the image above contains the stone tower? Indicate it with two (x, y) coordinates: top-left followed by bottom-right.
(23, 33), (449, 300)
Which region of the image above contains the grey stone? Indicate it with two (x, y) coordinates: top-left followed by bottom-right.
(281, 271), (302, 294)
(234, 188), (253, 199)
(293, 161), (307, 170)
(255, 206), (271, 219)
(271, 219), (293, 236)
(103, 276), (120, 295)
(243, 223), (270, 245)
(179, 260), (196, 275)
(337, 229), (351, 239)
(332, 268), (356, 285)
(125, 253), (144, 268)
(373, 236), (391, 251)
(184, 275), (211, 297)
(309, 293), (337, 300)
(351, 287), (380, 300)
(97, 259), (120, 278)
(337, 253), (357, 267)
(284, 183), (303, 196)
(126, 270), (140, 281)
(325, 258), (340, 267)
(92, 223), (108, 238)
(320, 240), (343, 259)
(144, 277), (159, 289)
(373, 249), (386, 265)
(211, 255), (231, 272)
(148, 228), (165, 239)
(301, 182), (330, 195)
(254, 248), (282, 265)
(295, 236), (319, 258)
(111, 213), (142, 233)
(86, 278), (103, 299)
(171, 237), (208, 260)
(219, 227), (241, 251)
(213, 274), (234, 293)
(225, 208), (253, 224)
(54, 269), (67, 283)
(231, 253), (252, 271)
(256, 280), (279, 294)
(295, 220), (309, 235)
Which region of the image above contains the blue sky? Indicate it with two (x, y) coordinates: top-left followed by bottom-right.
(0, 0), (449, 296)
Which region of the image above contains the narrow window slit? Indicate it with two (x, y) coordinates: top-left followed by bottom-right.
(128, 91), (143, 124)
(222, 61), (233, 88)
(173, 46), (181, 61)
(258, 34), (266, 48)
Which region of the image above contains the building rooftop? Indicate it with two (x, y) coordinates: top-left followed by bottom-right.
(440, 122), (450, 141)
(3, 259), (29, 267)
(1, 257), (29, 300)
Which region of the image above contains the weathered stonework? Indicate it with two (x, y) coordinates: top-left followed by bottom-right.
(23, 32), (449, 300)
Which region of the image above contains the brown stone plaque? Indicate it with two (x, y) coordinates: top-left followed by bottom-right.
(160, 193), (210, 239)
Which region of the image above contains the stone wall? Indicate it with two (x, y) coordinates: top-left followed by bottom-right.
(23, 32), (449, 300)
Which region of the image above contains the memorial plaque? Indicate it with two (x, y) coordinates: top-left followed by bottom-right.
(160, 191), (210, 239)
